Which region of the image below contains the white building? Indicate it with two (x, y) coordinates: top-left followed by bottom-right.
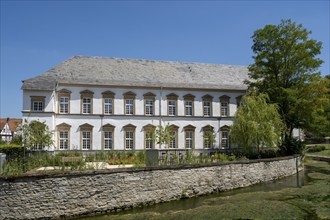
(22, 56), (249, 151)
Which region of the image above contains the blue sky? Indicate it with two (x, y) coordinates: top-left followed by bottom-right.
(1, 1), (329, 118)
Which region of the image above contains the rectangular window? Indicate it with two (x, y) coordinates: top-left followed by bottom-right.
(169, 131), (176, 148)
(59, 97), (69, 113)
(168, 100), (176, 116)
(104, 131), (113, 150)
(32, 143), (42, 150)
(221, 102), (228, 117)
(185, 100), (193, 116)
(145, 133), (153, 149)
(82, 131), (91, 150)
(185, 131), (193, 149)
(125, 99), (134, 115)
(33, 101), (43, 112)
(203, 101), (211, 116)
(82, 97), (91, 114)
(125, 131), (134, 150)
(145, 99), (154, 116)
(104, 98), (113, 115)
(59, 131), (69, 150)
(221, 131), (229, 148)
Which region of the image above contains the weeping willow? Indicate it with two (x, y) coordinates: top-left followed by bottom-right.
(230, 93), (284, 153)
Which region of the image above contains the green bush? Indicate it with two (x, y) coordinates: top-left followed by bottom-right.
(306, 145), (326, 153)
(0, 144), (25, 160)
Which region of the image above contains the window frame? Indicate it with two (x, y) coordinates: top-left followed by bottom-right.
(183, 94), (195, 116)
(79, 123), (93, 150)
(123, 91), (136, 116)
(80, 90), (94, 114)
(102, 90), (115, 115)
(143, 124), (156, 149)
(102, 123), (115, 150)
(184, 125), (195, 149)
(123, 124), (136, 150)
(57, 89), (71, 114)
(220, 95), (230, 117)
(202, 95), (213, 117)
(220, 126), (230, 149)
(57, 123), (71, 150)
(30, 96), (45, 112)
(168, 125), (179, 149)
(203, 125), (214, 149)
(167, 93), (178, 116)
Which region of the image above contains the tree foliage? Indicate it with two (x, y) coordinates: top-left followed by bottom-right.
(230, 93), (284, 154)
(18, 119), (53, 150)
(246, 19), (327, 145)
(155, 124), (174, 149)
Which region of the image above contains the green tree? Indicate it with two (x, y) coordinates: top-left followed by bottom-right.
(156, 124), (174, 149)
(203, 126), (216, 148)
(247, 19), (327, 152)
(230, 93), (284, 154)
(18, 119), (53, 150)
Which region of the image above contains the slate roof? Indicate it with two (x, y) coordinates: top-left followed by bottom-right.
(22, 56), (249, 91)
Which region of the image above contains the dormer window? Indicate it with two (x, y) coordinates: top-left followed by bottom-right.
(31, 96), (45, 112)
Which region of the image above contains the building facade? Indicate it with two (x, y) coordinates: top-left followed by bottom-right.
(22, 56), (249, 151)
(0, 118), (22, 142)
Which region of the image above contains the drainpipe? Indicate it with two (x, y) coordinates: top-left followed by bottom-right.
(217, 117), (221, 149)
(159, 86), (163, 149)
(53, 82), (58, 152)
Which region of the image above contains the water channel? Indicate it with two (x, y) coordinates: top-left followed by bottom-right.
(77, 160), (330, 220)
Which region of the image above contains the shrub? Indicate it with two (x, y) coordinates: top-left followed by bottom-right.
(0, 144), (25, 160)
(306, 145), (326, 153)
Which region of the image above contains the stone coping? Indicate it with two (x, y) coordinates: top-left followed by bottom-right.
(0, 156), (297, 182)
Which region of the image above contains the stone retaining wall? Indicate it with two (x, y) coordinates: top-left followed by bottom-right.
(0, 156), (302, 220)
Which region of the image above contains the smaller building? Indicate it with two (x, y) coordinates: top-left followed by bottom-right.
(0, 118), (22, 142)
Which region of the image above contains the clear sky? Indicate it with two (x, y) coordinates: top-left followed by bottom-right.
(1, 0), (329, 118)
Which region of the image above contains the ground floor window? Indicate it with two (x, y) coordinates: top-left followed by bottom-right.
(221, 130), (229, 148)
(59, 131), (69, 150)
(185, 131), (193, 149)
(82, 131), (91, 150)
(125, 131), (134, 150)
(104, 131), (113, 150)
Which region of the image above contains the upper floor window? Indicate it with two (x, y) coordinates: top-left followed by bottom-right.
(184, 125), (195, 149)
(80, 90), (94, 114)
(123, 124), (136, 150)
(124, 91), (136, 115)
(102, 123), (115, 150)
(184, 94), (195, 116)
(58, 89), (71, 114)
(59, 97), (69, 113)
(202, 95), (213, 117)
(220, 95), (230, 117)
(144, 92), (156, 116)
(167, 93), (178, 116)
(83, 98), (92, 114)
(30, 96), (45, 112)
(57, 123), (71, 150)
(236, 95), (243, 108)
(102, 90), (115, 115)
(80, 123), (93, 150)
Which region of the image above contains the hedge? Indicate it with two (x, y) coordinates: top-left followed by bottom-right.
(0, 144), (25, 160)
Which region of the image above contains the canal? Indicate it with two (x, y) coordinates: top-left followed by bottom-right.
(77, 160), (330, 220)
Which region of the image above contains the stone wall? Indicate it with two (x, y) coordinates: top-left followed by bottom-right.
(0, 156), (302, 220)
